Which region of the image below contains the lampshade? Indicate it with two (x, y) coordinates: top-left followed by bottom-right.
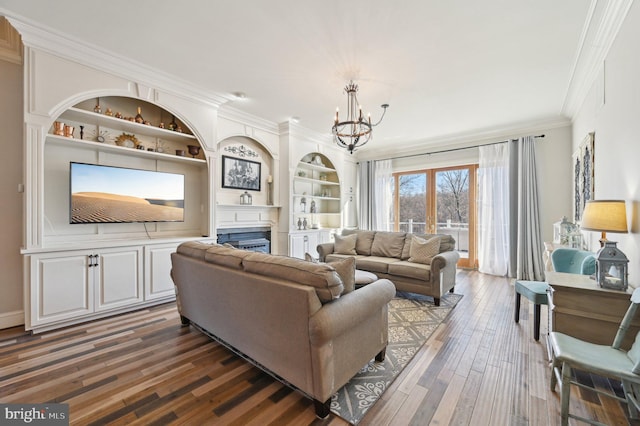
(580, 200), (628, 233)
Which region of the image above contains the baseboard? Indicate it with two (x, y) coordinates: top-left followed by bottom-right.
(0, 310), (24, 329)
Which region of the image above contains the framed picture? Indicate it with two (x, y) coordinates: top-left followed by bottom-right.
(222, 155), (261, 191)
(572, 132), (595, 222)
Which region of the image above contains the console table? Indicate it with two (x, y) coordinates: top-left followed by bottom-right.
(547, 271), (640, 350)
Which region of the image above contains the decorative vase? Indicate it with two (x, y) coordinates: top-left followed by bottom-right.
(187, 145), (201, 158)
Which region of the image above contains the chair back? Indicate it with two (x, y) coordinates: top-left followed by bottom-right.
(551, 248), (596, 275)
(615, 288), (640, 373)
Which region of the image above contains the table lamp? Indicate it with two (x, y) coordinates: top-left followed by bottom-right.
(580, 200), (629, 290)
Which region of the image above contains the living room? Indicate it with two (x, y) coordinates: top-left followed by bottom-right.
(1, 1), (639, 424)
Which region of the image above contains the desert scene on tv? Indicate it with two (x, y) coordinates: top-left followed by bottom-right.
(70, 163), (185, 224)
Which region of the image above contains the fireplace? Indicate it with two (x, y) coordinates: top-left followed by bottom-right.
(216, 227), (271, 253)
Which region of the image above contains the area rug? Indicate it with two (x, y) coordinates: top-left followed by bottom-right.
(330, 291), (463, 425)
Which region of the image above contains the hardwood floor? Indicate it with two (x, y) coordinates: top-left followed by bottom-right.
(0, 270), (637, 425)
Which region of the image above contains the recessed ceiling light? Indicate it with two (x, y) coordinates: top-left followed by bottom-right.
(232, 92), (247, 99)
(291, 116), (300, 123)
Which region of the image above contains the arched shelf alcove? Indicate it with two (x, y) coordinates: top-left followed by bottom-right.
(41, 95), (210, 245)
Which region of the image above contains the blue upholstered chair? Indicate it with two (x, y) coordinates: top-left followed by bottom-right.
(551, 248), (596, 275)
(514, 248), (595, 341)
(550, 287), (640, 425)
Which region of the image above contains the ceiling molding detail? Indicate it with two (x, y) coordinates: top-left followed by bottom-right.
(0, 16), (22, 65)
(217, 106), (279, 136)
(3, 13), (231, 109)
(357, 116), (572, 161)
(561, 0), (634, 118)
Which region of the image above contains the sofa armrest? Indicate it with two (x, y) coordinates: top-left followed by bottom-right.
(316, 243), (335, 262)
(431, 250), (460, 293)
(309, 279), (396, 346)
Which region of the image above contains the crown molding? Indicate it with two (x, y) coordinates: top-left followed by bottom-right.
(561, 0), (634, 118)
(278, 121), (333, 146)
(2, 11), (231, 109)
(217, 105), (279, 135)
(357, 115), (571, 161)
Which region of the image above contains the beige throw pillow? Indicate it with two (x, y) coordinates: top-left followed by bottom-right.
(408, 235), (441, 265)
(328, 257), (356, 294)
(334, 233), (357, 255)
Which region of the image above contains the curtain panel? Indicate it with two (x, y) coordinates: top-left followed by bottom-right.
(478, 143), (510, 276)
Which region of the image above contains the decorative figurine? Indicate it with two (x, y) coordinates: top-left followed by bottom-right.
(310, 200), (316, 213)
(79, 125), (84, 140)
(303, 217), (308, 230)
(297, 218), (302, 230)
(104, 107), (113, 116)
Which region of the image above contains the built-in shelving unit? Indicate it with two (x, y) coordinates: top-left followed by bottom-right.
(24, 95), (212, 333)
(292, 153), (341, 231)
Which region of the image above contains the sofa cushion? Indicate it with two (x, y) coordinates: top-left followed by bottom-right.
(355, 256), (401, 274)
(328, 257), (356, 294)
(409, 235), (441, 265)
(370, 232), (406, 258)
(204, 245), (253, 269)
(176, 241), (213, 260)
(242, 252), (344, 303)
(342, 229), (376, 256)
(334, 233), (357, 255)
(388, 261), (431, 281)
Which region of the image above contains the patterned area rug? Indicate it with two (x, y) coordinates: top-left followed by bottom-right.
(330, 291), (463, 424)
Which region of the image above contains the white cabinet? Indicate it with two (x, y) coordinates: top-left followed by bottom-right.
(30, 252), (93, 325)
(289, 232), (320, 259)
(28, 246), (143, 330)
(24, 241), (192, 333)
(95, 247), (143, 311)
(145, 243), (179, 300)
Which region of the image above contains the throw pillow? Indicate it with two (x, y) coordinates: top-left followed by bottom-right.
(334, 233), (357, 255)
(328, 257), (356, 294)
(408, 235), (441, 265)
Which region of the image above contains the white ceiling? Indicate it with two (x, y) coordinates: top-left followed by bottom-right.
(1, 1), (602, 156)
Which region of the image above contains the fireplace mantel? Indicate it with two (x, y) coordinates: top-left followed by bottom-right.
(215, 204), (280, 230)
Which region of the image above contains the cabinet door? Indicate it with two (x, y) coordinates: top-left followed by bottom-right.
(289, 232), (319, 259)
(145, 243), (179, 301)
(95, 247), (143, 311)
(30, 252), (93, 327)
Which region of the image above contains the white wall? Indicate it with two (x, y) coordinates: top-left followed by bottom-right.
(572, 1), (640, 283)
(391, 125), (573, 243)
(0, 57), (24, 327)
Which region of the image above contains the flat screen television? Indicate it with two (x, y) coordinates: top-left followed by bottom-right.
(69, 162), (185, 224)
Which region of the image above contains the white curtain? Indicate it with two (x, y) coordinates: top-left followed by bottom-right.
(358, 160), (393, 231)
(478, 143), (510, 276)
(373, 159), (393, 231)
(514, 136), (545, 281)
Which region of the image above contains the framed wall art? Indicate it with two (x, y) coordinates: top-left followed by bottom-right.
(572, 132), (595, 222)
(222, 155), (261, 191)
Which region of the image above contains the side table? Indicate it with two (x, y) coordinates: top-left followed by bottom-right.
(547, 271), (640, 350)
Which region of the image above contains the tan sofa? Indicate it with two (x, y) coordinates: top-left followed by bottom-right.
(317, 230), (459, 306)
(170, 241), (396, 418)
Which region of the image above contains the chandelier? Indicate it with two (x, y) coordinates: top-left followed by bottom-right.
(332, 81), (389, 154)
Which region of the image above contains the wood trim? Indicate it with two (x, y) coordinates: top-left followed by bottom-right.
(0, 17), (23, 65)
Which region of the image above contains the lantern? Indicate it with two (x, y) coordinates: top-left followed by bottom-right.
(595, 241), (629, 291)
